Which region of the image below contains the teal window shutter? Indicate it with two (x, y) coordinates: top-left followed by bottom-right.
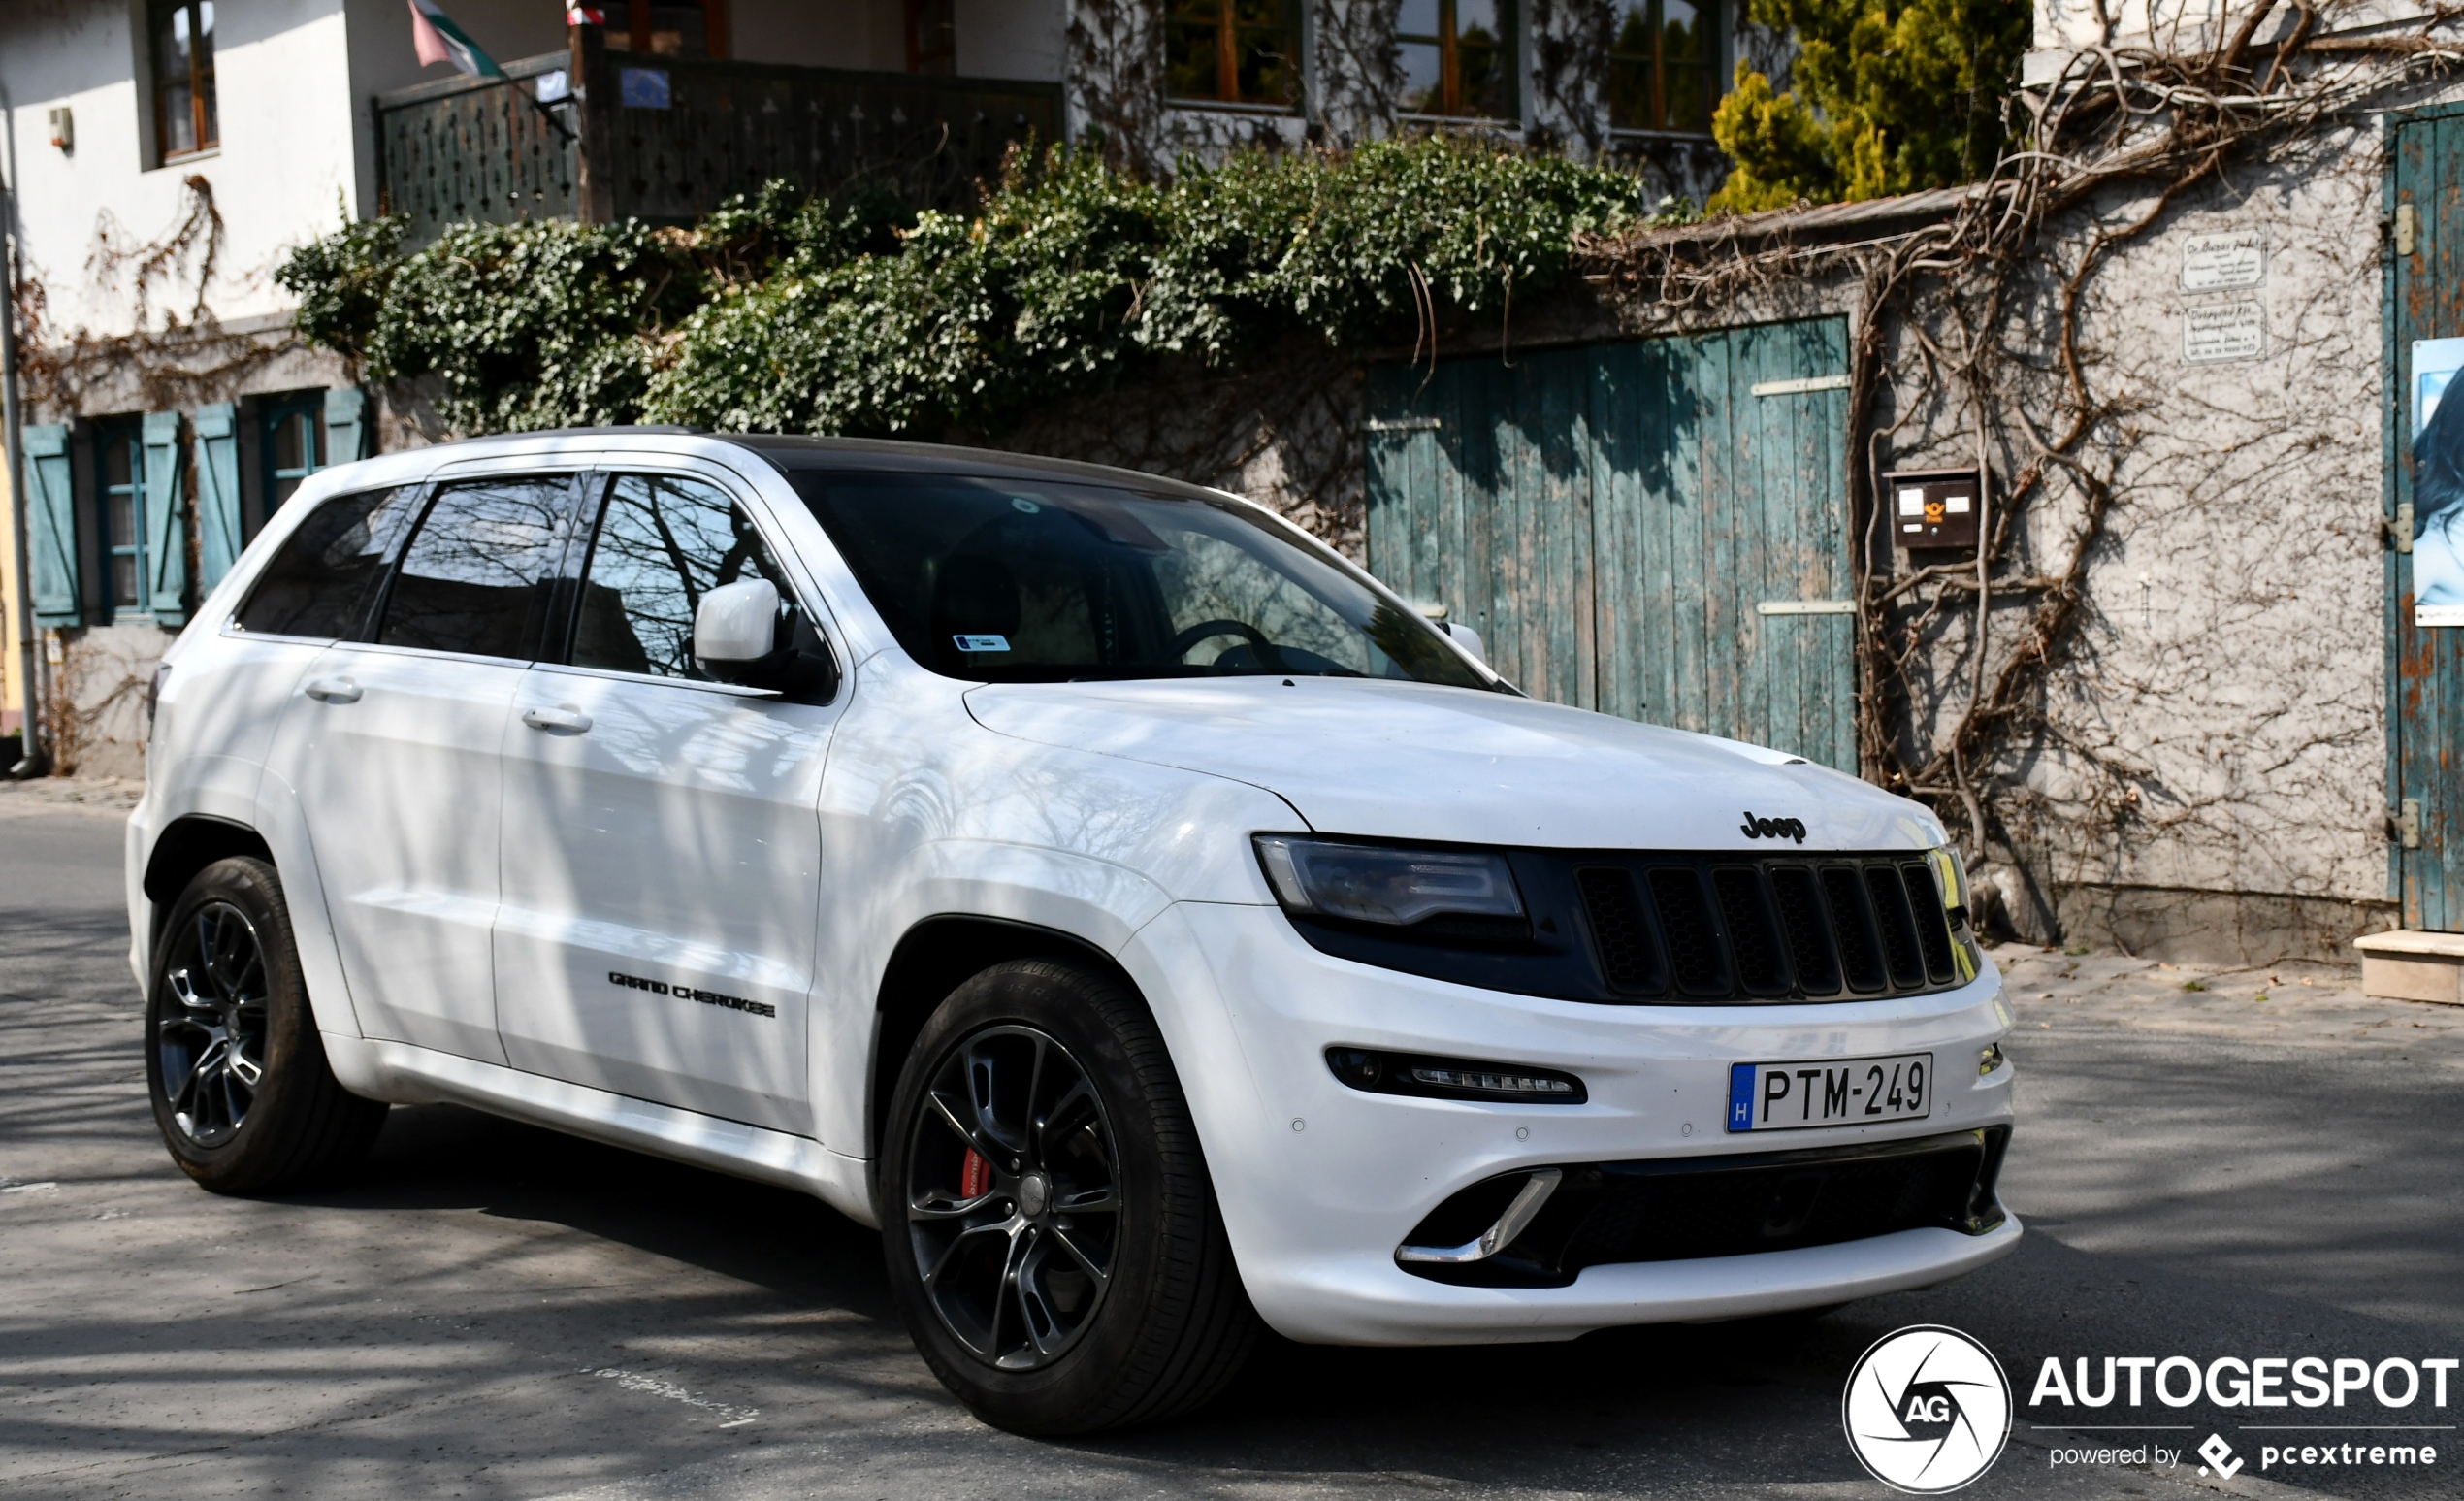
(323, 386), (369, 466)
(23, 424), (81, 627)
(192, 403), (243, 590)
(142, 409), (189, 625)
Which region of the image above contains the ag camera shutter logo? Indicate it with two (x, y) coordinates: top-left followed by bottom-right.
(1843, 1324), (2013, 1492)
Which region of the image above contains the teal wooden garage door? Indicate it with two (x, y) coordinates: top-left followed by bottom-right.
(1366, 318), (1856, 772)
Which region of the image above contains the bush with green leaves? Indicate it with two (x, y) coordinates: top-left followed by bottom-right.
(280, 138), (1659, 439)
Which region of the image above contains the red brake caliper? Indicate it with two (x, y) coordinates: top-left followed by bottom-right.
(960, 1148), (989, 1199)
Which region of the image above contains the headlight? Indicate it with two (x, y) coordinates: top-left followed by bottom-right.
(1253, 835), (1524, 927)
(1924, 844), (1972, 925)
(1924, 844), (1984, 981)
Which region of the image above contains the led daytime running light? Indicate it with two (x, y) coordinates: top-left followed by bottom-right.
(1408, 1066), (1575, 1096)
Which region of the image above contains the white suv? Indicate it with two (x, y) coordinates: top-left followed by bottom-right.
(127, 432), (2020, 1433)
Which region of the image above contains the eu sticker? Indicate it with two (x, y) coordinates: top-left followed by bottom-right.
(1728, 1063), (1757, 1131)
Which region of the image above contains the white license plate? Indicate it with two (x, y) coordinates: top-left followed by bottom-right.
(1726, 1053), (1934, 1132)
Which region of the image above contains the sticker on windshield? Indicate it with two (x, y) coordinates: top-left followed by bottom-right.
(953, 635), (1011, 653)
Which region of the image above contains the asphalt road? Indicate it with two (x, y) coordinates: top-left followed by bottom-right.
(3, 791), (2459, 1501)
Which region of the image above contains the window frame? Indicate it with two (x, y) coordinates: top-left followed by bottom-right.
(95, 420), (150, 620)
(1396, 0), (1521, 123)
(147, 0), (218, 164)
(1606, 0), (1723, 138)
(260, 394), (326, 521)
(1164, 0), (1307, 112)
(361, 470), (591, 666)
(905, 0), (956, 75)
(226, 482), (431, 644)
(560, 470), (795, 687)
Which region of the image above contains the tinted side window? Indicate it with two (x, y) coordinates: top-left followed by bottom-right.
(233, 485), (423, 639)
(571, 474), (793, 679)
(376, 476), (574, 660)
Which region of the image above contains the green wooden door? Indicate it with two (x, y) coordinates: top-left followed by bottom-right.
(2389, 110), (2464, 930)
(1367, 319), (1855, 771)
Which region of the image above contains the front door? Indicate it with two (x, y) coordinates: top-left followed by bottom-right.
(269, 472), (582, 1061)
(2391, 111), (2464, 930)
(492, 471), (833, 1132)
(1365, 319), (1856, 771)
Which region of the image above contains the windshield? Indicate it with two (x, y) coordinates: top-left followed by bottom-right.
(787, 472), (1492, 688)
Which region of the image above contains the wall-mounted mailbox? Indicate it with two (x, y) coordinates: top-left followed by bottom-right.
(1886, 467), (1985, 550)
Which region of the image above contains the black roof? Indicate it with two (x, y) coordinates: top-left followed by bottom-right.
(718, 435), (1224, 501)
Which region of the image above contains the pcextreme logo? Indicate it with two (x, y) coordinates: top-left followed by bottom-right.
(1843, 1325), (2014, 1493)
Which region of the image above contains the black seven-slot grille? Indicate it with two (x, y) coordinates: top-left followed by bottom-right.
(1574, 854), (1961, 1001)
(1280, 848), (1972, 1006)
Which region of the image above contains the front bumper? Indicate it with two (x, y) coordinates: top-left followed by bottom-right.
(1127, 899), (2021, 1346)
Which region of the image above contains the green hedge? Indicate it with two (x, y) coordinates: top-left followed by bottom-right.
(279, 140), (1668, 439)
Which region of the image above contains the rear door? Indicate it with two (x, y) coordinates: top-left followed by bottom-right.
(268, 472), (583, 1061)
(491, 468), (837, 1131)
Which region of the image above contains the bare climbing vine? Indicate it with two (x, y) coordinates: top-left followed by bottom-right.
(1580, 3), (2454, 925)
(14, 175), (294, 418)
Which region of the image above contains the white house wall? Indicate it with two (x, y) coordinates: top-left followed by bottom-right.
(952, 0), (1064, 82)
(5, 0), (358, 336)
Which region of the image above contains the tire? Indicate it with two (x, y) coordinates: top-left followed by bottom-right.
(145, 856), (389, 1193)
(880, 959), (1258, 1435)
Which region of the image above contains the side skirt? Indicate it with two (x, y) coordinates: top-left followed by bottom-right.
(322, 1032), (878, 1227)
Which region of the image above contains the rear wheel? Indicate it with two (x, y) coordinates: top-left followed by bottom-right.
(881, 960), (1257, 1434)
(146, 857), (388, 1193)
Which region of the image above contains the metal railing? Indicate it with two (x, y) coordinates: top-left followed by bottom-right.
(374, 38), (1063, 247)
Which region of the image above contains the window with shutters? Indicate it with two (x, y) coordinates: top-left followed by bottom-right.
(261, 394), (326, 513)
(96, 419), (151, 616)
(148, 0), (218, 162)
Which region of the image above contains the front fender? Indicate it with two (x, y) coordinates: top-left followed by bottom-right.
(249, 764), (370, 1049)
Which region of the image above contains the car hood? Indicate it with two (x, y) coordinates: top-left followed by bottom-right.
(964, 678), (1947, 852)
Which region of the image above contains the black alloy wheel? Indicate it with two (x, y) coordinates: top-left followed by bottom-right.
(904, 1025), (1122, 1369)
(145, 856), (389, 1193)
(156, 900), (273, 1146)
(880, 960), (1257, 1434)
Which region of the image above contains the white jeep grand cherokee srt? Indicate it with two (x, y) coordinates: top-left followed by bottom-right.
(128, 431), (2019, 1434)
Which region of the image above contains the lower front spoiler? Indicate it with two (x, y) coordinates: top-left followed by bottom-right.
(1244, 1216), (2024, 1347)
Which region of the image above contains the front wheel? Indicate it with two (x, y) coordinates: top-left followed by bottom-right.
(145, 856), (388, 1193)
(880, 960), (1257, 1434)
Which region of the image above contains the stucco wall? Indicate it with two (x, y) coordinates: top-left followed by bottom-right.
(1966, 129), (2395, 955)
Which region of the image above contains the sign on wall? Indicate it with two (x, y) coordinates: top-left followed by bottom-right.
(2181, 231), (2266, 291)
(2184, 301), (2265, 363)
(2411, 337), (2464, 625)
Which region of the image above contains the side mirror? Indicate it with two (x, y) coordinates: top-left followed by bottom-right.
(694, 576), (841, 703)
(1441, 619), (1487, 667)
(695, 578), (778, 665)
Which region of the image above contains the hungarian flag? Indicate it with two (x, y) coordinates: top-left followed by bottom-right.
(405, 0), (503, 78)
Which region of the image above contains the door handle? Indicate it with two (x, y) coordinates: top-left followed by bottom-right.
(521, 704), (593, 734)
(303, 676), (361, 703)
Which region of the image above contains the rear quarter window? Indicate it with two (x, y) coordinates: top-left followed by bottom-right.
(233, 485), (424, 639)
